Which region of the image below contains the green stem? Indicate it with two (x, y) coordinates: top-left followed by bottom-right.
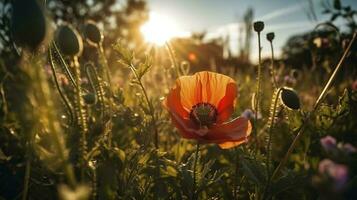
(233, 148), (239, 199)
(73, 56), (88, 180)
(129, 63), (159, 149)
(192, 143), (200, 200)
(48, 47), (74, 125)
(51, 42), (77, 88)
(254, 31), (262, 154)
(266, 89), (282, 177)
(269, 41), (278, 88)
(165, 42), (180, 78)
(85, 63), (105, 118)
(32, 55), (77, 188)
(22, 144), (31, 200)
(99, 45), (114, 147)
(271, 31), (357, 180)
(263, 88), (283, 198)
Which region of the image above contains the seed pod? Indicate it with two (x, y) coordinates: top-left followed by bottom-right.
(83, 20), (103, 46)
(253, 21), (264, 32)
(279, 87), (300, 110)
(83, 93), (97, 105)
(266, 32), (275, 42)
(55, 24), (83, 57)
(11, 0), (46, 50)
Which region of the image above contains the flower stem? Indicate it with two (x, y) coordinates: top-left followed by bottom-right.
(263, 88), (283, 198)
(269, 40), (278, 88)
(233, 148), (239, 199)
(271, 31), (357, 180)
(129, 63), (159, 149)
(99, 45), (114, 147)
(73, 56), (88, 180)
(254, 31), (262, 154)
(165, 41), (180, 78)
(22, 144), (31, 200)
(192, 143), (200, 200)
(48, 47), (74, 125)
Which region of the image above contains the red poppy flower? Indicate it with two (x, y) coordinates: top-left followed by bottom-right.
(163, 71), (252, 149)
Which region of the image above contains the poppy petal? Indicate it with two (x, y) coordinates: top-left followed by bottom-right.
(163, 84), (189, 118)
(218, 139), (248, 149)
(196, 71), (236, 107)
(177, 75), (201, 111)
(202, 117), (252, 146)
(170, 112), (202, 140)
(176, 71), (237, 113)
(216, 82), (237, 123)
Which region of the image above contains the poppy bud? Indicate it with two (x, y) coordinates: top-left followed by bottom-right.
(253, 21), (264, 32)
(266, 32), (275, 42)
(83, 93), (96, 105)
(55, 24), (83, 57)
(83, 20), (103, 46)
(11, 0), (46, 50)
(279, 87), (300, 110)
(290, 69), (300, 79)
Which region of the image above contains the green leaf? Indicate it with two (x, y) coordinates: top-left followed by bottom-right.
(240, 157), (266, 185)
(136, 54), (153, 80)
(0, 148), (9, 161)
(164, 165), (178, 177)
(114, 147), (126, 162)
(113, 42), (134, 64)
(269, 171), (306, 197)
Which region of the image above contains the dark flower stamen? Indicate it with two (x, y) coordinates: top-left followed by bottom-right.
(189, 103), (218, 127)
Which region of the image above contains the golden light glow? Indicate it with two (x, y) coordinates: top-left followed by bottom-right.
(141, 12), (180, 46)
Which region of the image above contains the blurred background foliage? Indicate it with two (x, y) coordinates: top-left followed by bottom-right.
(0, 0), (356, 199)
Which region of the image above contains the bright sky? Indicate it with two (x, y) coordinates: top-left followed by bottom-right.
(146, 0), (357, 60)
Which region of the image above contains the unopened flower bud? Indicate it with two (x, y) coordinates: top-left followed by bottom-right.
(56, 24), (83, 56)
(279, 87), (300, 110)
(253, 21), (264, 32)
(266, 32), (275, 42)
(11, 0), (46, 50)
(83, 20), (103, 46)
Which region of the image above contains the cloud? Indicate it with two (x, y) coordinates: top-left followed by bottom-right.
(265, 21), (314, 31)
(257, 2), (308, 21)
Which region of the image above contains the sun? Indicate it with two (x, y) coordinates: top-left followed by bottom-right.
(141, 12), (180, 46)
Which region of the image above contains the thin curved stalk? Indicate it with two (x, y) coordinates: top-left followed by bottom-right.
(51, 42), (77, 88)
(32, 54), (77, 188)
(269, 41), (278, 88)
(254, 31), (263, 155)
(22, 143), (32, 200)
(48, 47), (74, 125)
(266, 89), (282, 177)
(72, 56), (88, 180)
(129, 63), (159, 149)
(192, 143), (200, 200)
(99, 44), (114, 147)
(165, 42), (180, 78)
(263, 88), (283, 198)
(85, 63), (105, 118)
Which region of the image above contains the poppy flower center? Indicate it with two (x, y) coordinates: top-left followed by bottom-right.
(189, 103), (218, 127)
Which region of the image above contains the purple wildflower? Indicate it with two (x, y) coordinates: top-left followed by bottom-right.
(320, 136), (336, 151)
(318, 159), (348, 190)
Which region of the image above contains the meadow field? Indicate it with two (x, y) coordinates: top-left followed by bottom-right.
(0, 0), (356, 199)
